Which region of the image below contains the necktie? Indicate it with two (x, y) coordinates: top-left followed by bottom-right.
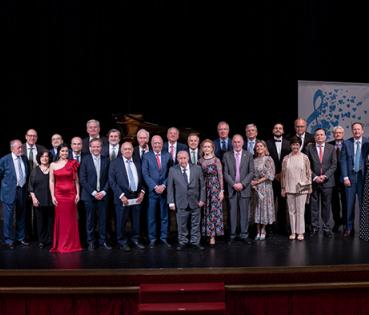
(318, 145), (323, 163)
(156, 153), (161, 169)
(182, 168), (189, 184)
(336, 144), (340, 159)
(248, 141), (254, 154)
(75, 155), (80, 163)
(17, 157), (25, 187)
(29, 147), (34, 169)
(235, 152), (241, 182)
(274, 139), (281, 142)
(191, 150), (197, 164)
(221, 140), (226, 152)
(111, 147), (117, 160)
(94, 157), (101, 191)
(318, 145), (323, 175)
(141, 149), (145, 159)
(354, 141), (361, 172)
(170, 145), (175, 161)
(127, 160), (137, 191)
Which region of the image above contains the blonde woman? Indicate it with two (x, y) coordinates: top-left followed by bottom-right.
(198, 139), (224, 246)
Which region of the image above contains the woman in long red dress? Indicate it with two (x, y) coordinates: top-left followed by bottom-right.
(49, 144), (82, 253)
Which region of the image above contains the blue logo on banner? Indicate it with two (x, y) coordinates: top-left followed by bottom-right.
(306, 88), (366, 138)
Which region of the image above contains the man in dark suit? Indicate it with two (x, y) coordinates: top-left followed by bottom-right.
(328, 125), (347, 232)
(167, 151), (205, 250)
(306, 128), (337, 238)
(109, 141), (146, 251)
(266, 123), (291, 235)
(132, 128), (151, 242)
(49, 133), (64, 162)
(102, 128), (121, 161)
(22, 129), (47, 241)
(223, 134), (255, 243)
(133, 128), (150, 162)
(82, 119), (108, 155)
(0, 139), (30, 249)
(214, 121), (233, 160)
(340, 122), (369, 237)
(79, 138), (111, 250)
(187, 133), (201, 165)
(243, 123), (259, 155)
(142, 135), (172, 248)
(163, 127), (188, 165)
(293, 118), (315, 153)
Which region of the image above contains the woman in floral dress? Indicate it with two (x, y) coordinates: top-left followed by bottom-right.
(198, 139), (224, 246)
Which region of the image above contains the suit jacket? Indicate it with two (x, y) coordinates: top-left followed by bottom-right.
(289, 132), (315, 153)
(82, 136), (109, 155)
(21, 143), (47, 167)
(187, 148), (201, 165)
(142, 151), (171, 194)
(242, 138), (259, 154)
(101, 143), (122, 160)
(223, 149), (255, 198)
(328, 140), (343, 184)
(108, 156), (144, 204)
(340, 137), (369, 181)
(266, 138), (291, 174)
(306, 143), (337, 188)
(167, 164), (205, 209)
(214, 138), (233, 159)
(163, 142), (188, 164)
(133, 146), (151, 164)
(0, 154), (29, 204)
(79, 154), (110, 201)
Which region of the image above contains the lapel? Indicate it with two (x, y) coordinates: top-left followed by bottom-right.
(240, 150), (248, 172)
(270, 142), (278, 161)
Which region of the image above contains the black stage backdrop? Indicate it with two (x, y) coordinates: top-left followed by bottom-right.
(2, 1), (369, 155)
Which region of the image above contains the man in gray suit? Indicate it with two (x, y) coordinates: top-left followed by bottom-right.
(223, 134), (255, 244)
(306, 128), (337, 238)
(167, 151), (205, 250)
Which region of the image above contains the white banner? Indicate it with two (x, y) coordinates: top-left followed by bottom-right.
(298, 80), (369, 140)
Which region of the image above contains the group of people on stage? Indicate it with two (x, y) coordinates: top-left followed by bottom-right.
(0, 118), (369, 253)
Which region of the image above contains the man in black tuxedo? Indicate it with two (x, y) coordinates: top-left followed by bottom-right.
(266, 123), (291, 235)
(328, 126), (347, 232)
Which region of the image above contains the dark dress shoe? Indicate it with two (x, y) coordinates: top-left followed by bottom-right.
(5, 243), (14, 250)
(192, 244), (205, 250)
(344, 229), (353, 237)
(241, 238), (253, 245)
(19, 240), (30, 247)
(324, 231), (333, 238)
(88, 242), (96, 251)
(100, 242), (112, 250)
(176, 244), (186, 251)
(332, 224), (340, 233)
(161, 239), (172, 248)
(227, 238), (235, 245)
(310, 230), (319, 238)
(148, 240), (156, 248)
(38, 242), (45, 249)
(132, 241), (145, 249)
(120, 244), (131, 252)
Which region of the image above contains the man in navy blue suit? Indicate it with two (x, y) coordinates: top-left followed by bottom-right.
(340, 122), (369, 237)
(163, 127), (188, 165)
(109, 141), (146, 251)
(0, 139), (30, 249)
(79, 138), (111, 250)
(214, 121), (233, 160)
(142, 135), (172, 248)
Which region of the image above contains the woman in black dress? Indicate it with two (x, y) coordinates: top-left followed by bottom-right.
(28, 150), (54, 248)
(360, 149), (369, 241)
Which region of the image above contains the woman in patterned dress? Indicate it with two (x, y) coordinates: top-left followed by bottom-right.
(198, 139), (224, 246)
(360, 151), (369, 241)
(250, 140), (276, 240)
